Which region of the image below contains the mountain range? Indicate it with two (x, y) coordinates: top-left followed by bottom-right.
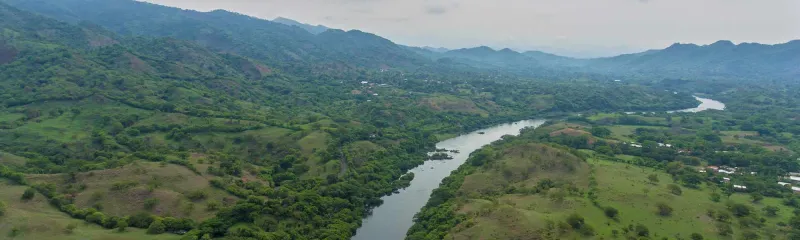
(5, 0), (798, 82)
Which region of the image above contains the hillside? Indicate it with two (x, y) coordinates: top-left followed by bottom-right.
(272, 17), (330, 35)
(0, 1), (713, 239)
(3, 0), (429, 70)
(409, 88), (800, 239)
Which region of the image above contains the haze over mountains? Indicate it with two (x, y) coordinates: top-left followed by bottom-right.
(6, 0), (798, 83)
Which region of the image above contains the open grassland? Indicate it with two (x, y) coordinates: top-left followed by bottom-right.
(26, 161), (235, 221)
(0, 181), (181, 240)
(442, 145), (791, 240)
(419, 94), (489, 116)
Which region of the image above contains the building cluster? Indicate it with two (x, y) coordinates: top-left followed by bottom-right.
(705, 165), (750, 190)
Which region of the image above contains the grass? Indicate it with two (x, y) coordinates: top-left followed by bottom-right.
(26, 161), (235, 221)
(443, 145), (791, 240)
(607, 125), (668, 142)
(0, 181), (180, 240)
(419, 94), (489, 116)
(0, 151), (28, 169)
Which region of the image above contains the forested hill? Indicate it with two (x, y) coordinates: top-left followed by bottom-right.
(0, 1), (703, 239)
(7, 0), (800, 83)
(433, 42), (800, 82)
(3, 0), (429, 71)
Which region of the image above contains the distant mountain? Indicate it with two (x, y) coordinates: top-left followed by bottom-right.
(422, 46), (449, 53)
(587, 40), (800, 80)
(272, 17), (330, 35)
(4, 0), (430, 70)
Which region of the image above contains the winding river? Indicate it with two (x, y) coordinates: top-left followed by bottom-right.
(352, 96), (724, 240)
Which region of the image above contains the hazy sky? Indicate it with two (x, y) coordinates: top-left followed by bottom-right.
(142, 0), (800, 57)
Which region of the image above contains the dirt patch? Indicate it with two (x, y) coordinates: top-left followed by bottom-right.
(126, 53), (154, 73)
(351, 90), (362, 95)
(549, 128), (590, 137)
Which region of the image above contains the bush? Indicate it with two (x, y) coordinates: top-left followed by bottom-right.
(144, 198), (159, 210)
(667, 184), (682, 195)
(21, 188), (36, 200)
(578, 224), (595, 236)
(147, 219), (166, 234)
(116, 219), (128, 232)
(65, 223), (78, 234)
(187, 190), (208, 201)
(128, 212), (155, 228)
(86, 212), (105, 224)
(635, 224), (649, 237)
(206, 201), (220, 211)
(690, 233), (704, 240)
(647, 174), (659, 184)
(729, 203), (752, 217)
(742, 231), (760, 240)
(716, 223), (733, 236)
(764, 206), (780, 217)
(657, 203), (673, 216)
(604, 207), (619, 219)
(0, 201), (6, 216)
(710, 192), (721, 202)
(566, 213), (585, 229)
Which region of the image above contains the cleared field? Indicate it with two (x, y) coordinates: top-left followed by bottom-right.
(26, 162), (235, 221)
(442, 146), (789, 240)
(0, 181), (181, 240)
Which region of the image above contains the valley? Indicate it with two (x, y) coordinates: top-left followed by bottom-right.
(0, 0), (797, 240)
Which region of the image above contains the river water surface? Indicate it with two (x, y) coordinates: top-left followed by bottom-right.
(352, 119), (547, 240)
(352, 96), (725, 240)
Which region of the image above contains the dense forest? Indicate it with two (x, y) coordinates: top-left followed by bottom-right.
(0, 0), (796, 240)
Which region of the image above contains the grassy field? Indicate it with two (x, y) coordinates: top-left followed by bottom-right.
(26, 161), (235, 221)
(419, 94), (489, 116)
(441, 145), (791, 240)
(607, 125), (668, 142)
(0, 181), (181, 240)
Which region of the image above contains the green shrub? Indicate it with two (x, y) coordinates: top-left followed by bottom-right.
(21, 188), (36, 200)
(657, 202), (673, 216)
(144, 198), (159, 210)
(667, 184), (682, 195)
(690, 233), (703, 240)
(604, 207), (619, 219)
(186, 190), (208, 201)
(147, 219), (166, 234)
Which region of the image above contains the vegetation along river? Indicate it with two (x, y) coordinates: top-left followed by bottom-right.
(352, 96), (724, 240)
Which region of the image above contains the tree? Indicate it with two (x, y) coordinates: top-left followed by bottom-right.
(657, 203), (673, 216)
(710, 192), (721, 202)
(647, 174), (659, 184)
(590, 127), (612, 138)
(604, 207), (619, 219)
(116, 219), (128, 232)
(147, 219), (166, 234)
(144, 197), (159, 210)
(21, 188), (36, 200)
(667, 184), (682, 195)
(566, 213), (585, 229)
(751, 193), (764, 203)
(65, 223), (77, 234)
(764, 206), (780, 217)
(730, 203), (752, 217)
(635, 224), (649, 237)
(742, 231), (760, 239)
(690, 233), (704, 240)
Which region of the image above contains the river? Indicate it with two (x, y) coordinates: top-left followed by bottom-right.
(352, 119), (547, 240)
(626, 96), (726, 114)
(352, 96), (724, 240)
